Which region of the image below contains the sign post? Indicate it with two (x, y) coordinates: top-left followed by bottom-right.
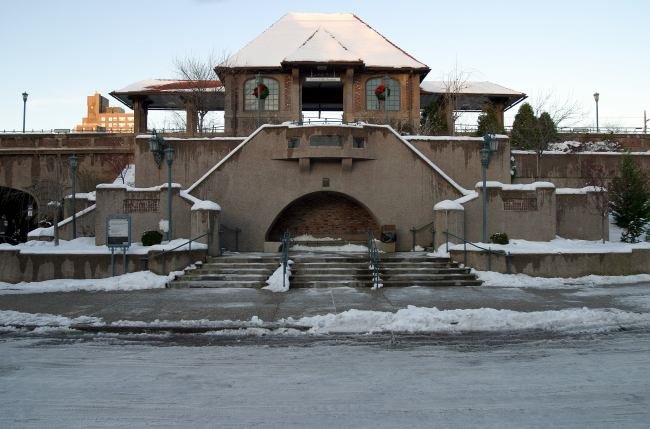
(106, 215), (131, 276)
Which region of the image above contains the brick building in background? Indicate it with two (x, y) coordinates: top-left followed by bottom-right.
(75, 93), (134, 132)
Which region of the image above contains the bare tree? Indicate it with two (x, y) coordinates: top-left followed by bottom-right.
(29, 179), (66, 246)
(585, 166), (610, 243)
(103, 154), (132, 185)
(174, 52), (227, 135)
(440, 63), (470, 136)
(530, 90), (585, 128)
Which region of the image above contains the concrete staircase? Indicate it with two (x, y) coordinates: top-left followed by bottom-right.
(379, 253), (482, 287)
(168, 252), (481, 289)
(289, 252), (370, 288)
(168, 253), (280, 288)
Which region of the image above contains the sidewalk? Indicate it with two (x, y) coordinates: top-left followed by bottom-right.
(1, 282), (649, 326)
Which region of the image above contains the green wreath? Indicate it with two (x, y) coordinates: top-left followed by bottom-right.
(375, 83), (390, 101)
(253, 83), (269, 100)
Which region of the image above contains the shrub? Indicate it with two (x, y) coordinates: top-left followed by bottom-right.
(609, 154), (650, 243)
(490, 232), (509, 245)
(141, 230), (163, 246)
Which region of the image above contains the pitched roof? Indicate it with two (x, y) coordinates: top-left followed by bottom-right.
(224, 13), (428, 71)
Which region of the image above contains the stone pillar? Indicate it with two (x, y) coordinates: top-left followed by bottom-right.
(185, 101), (198, 136)
(191, 207), (221, 256)
(491, 98), (506, 129)
(342, 67), (355, 123)
(433, 201), (465, 250)
(132, 97), (149, 134)
(291, 68), (301, 120)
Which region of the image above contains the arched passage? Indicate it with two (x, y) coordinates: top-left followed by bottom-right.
(266, 191), (380, 241)
(0, 186), (38, 243)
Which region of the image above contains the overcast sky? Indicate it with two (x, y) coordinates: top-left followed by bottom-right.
(1, 0), (648, 131)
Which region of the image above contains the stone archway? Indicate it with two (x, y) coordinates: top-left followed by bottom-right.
(266, 191), (380, 242)
(0, 186), (38, 243)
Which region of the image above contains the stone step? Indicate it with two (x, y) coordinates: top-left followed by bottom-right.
(168, 280), (264, 289)
(192, 265), (277, 274)
(380, 279), (483, 287)
(290, 280), (368, 288)
(180, 274), (269, 281)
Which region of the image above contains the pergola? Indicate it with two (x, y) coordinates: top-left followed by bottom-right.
(110, 78), (525, 134)
(110, 79), (224, 134)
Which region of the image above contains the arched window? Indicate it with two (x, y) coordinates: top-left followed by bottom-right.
(366, 77), (400, 111)
(244, 77), (279, 111)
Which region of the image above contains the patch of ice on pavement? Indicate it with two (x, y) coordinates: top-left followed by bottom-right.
(0, 310), (102, 327)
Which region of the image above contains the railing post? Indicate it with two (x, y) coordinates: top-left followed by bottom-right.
(487, 247), (492, 271)
(235, 228), (240, 252)
(410, 227), (416, 251)
(506, 251), (512, 274)
(431, 229), (436, 251)
(445, 231), (449, 253)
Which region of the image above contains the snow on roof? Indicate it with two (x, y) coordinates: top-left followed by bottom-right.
(114, 79), (223, 94)
(224, 13), (428, 70)
(420, 81), (524, 96)
(284, 28), (362, 64)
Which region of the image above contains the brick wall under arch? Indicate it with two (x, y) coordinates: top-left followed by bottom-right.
(266, 192), (380, 241)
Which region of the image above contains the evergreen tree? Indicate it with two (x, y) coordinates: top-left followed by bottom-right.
(510, 103), (538, 149)
(476, 104), (505, 136)
(609, 154), (650, 242)
(538, 111), (558, 145)
(420, 99), (448, 135)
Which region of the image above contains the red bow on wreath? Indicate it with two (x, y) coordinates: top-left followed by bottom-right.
(253, 83), (269, 100)
(375, 83), (390, 101)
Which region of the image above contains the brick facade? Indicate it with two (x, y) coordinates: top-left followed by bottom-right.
(267, 192), (380, 241)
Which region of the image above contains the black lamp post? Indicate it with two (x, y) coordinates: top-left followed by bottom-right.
(480, 134), (499, 243)
(593, 92), (600, 133)
(22, 92), (28, 133)
(149, 130), (175, 241)
(68, 155), (79, 239)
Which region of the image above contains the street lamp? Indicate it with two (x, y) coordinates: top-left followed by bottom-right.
(22, 92), (28, 133)
(149, 130), (175, 241)
(68, 155), (79, 239)
(480, 134), (500, 243)
(593, 92), (600, 133)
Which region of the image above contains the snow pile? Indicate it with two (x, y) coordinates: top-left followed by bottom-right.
(295, 306), (650, 334)
(0, 237), (207, 254)
(0, 271), (180, 294)
(547, 140), (623, 153)
(448, 236), (650, 255)
(291, 243), (368, 252)
(0, 310), (102, 327)
(293, 234), (341, 241)
(477, 270), (650, 288)
(263, 260), (293, 292)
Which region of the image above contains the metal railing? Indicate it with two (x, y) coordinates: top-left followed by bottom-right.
(142, 232), (208, 272)
(281, 230), (291, 289)
(409, 221), (435, 251)
(454, 123), (649, 136)
(367, 231), (382, 289)
(444, 230), (512, 273)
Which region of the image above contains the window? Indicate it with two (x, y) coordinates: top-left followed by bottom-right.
(310, 135), (342, 147)
(244, 77), (279, 111)
(287, 138), (300, 148)
(366, 77), (400, 111)
(353, 137), (365, 148)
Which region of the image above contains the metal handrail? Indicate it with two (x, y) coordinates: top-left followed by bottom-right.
(443, 230), (511, 273)
(143, 232), (208, 271)
(409, 221), (436, 251)
(367, 231), (382, 289)
(281, 230), (291, 289)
